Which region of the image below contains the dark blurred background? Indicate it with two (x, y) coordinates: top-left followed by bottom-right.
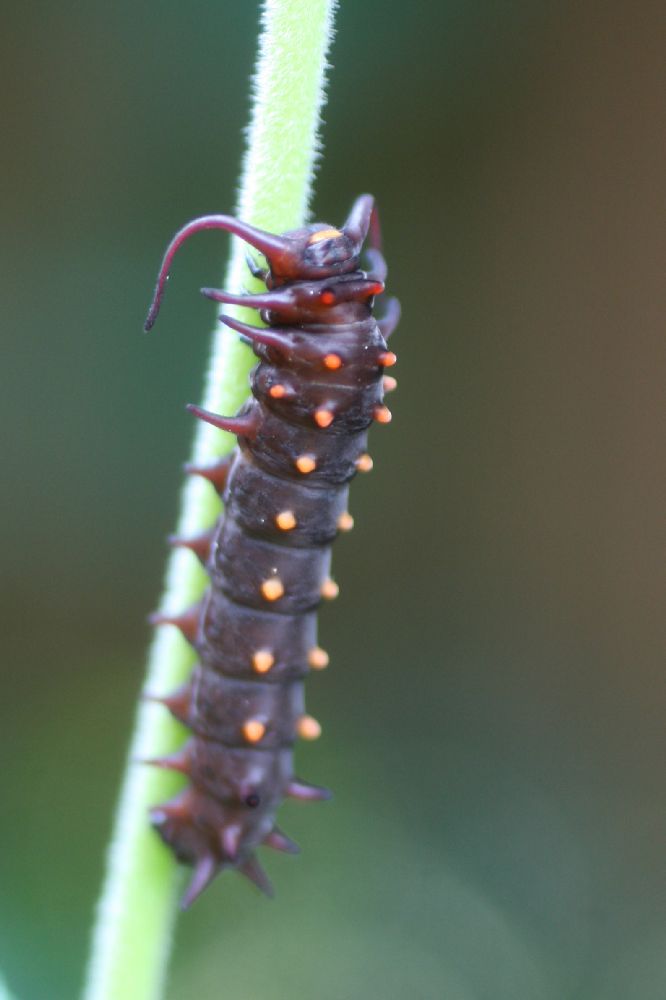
(1, 1), (664, 997)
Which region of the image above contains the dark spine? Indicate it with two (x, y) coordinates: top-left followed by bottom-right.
(144, 195), (400, 906)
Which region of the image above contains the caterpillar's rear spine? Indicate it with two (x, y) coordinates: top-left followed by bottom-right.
(144, 195), (400, 907)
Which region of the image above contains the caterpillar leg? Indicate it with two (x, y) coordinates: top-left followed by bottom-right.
(245, 251), (268, 281)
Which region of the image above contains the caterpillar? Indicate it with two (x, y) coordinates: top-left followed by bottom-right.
(143, 194), (400, 907)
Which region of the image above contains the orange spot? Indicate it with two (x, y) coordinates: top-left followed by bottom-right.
(378, 351), (397, 367)
(320, 578), (339, 600)
(314, 408), (334, 428)
(308, 647), (330, 669)
(297, 715), (322, 740)
(308, 228), (342, 244)
(337, 512), (354, 532)
(382, 375), (398, 392)
(269, 384), (287, 399)
(243, 719), (266, 743)
(295, 454), (317, 474)
(261, 578), (284, 602)
(275, 510), (297, 531)
(374, 405), (392, 424)
(252, 650), (275, 674)
(323, 353), (342, 370)
(320, 291), (336, 306)
(355, 453), (373, 473)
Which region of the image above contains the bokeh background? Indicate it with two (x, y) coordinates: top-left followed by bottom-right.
(2, 1), (664, 997)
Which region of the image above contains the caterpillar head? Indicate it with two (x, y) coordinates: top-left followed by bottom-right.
(145, 193), (378, 329)
(265, 194), (378, 282)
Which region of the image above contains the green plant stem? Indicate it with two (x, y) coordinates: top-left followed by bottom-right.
(0, 972), (16, 1000)
(82, 2), (338, 998)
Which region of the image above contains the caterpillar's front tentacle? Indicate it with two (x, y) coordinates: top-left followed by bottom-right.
(144, 214), (299, 331)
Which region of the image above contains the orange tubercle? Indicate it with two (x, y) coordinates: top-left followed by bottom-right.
(374, 405), (392, 424)
(252, 650), (275, 674)
(243, 719), (266, 743)
(320, 578), (339, 600)
(295, 454), (317, 474)
(275, 510), (297, 531)
(382, 375), (398, 392)
(378, 351), (397, 367)
(337, 512), (354, 532)
(308, 647), (330, 669)
(297, 715), (322, 740)
(355, 453), (373, 473)
(261, 578), (284, 602)
(314, 408), (334, 428)
(323, 353), (342, 370)
(269, 384), (287, 399)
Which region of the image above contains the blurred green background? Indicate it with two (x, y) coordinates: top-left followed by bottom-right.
(2, 1), (664, 997)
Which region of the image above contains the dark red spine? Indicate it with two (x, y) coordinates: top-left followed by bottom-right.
(144, 195), (400, 906)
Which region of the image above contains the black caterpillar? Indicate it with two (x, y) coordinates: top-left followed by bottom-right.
(144, 194), (400, 907)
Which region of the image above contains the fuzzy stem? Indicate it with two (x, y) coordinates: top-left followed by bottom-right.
(82, 3), (338, 998)
(0, 973), (16, 1000)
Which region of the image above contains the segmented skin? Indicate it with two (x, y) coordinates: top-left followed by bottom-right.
(145, 195), (400, 906)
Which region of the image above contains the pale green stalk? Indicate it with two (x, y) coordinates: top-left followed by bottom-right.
(83, 2), (338, 998)
(0, 973), (16, 1000)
